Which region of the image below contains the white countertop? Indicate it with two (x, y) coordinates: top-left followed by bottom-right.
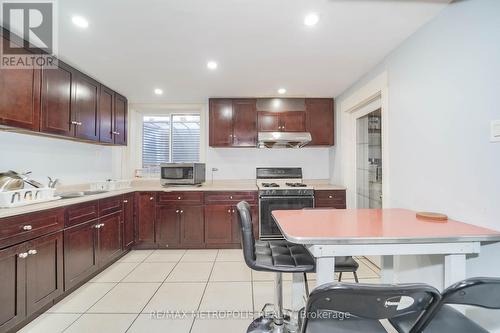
(0, 179), (345, 219)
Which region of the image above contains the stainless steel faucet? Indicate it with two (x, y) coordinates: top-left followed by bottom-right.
(48, 177), (59, 189)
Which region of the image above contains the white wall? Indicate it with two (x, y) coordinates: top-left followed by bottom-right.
(0, 131), (124, 186)
(332, 0), (500, 291)
(206, 147), (330, 180)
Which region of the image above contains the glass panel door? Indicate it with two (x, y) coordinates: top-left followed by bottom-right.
(356, 109), (382, 208)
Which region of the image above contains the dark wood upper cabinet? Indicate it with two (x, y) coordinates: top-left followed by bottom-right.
(73, 72), (100, 141)
(257, 112), (280, 132)
(25, 232), (63, 316)
(123, 194), (135, 249)
(113, 93), (127, 145)
(99, 85), (114, 143)
(40, 61), (75, 136)
(306, 98), (334, 146)
(0, 243), (26, 333)
(0, 35), (40, 131)
(209, 99), (233, 147)
(258, 111), (305, 132)
(232, 99), (257, 147)
(135, 192), (156, 248)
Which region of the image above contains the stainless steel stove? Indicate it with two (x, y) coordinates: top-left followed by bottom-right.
(257, 168), (314, 240)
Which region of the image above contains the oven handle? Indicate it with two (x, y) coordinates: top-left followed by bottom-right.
(259, 196), (314, 200)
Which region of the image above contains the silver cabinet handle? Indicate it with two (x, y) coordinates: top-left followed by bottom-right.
(176, 210), (180, 213)
(229, 196), (233, 199)
(177, 196), (182, 200)
(18, 252), (28, 259)
(180, 210), (183, 214)
(112, 131), (120, 135)
(28, 249), (37, 255)
(232, 209), (235, 213)
(227, 209), (231, 213)
(123, 200), (128, 203)
(150, 197), (154, 201)
(328, 195), (333, 199)
(23, 225), (33, 231)
(100, 223), (105, 228)
(71, 121), (82, 126)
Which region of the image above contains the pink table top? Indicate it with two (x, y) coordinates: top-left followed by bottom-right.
(271, 208), (500, 244)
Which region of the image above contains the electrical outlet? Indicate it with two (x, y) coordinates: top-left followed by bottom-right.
(491, 120), (500, 142)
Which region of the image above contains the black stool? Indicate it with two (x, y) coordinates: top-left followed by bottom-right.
(390, 277), (500, 333)
(300, 282), (441, 333)
(237, 201), (315, 333)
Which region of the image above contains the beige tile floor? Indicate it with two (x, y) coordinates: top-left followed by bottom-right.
(18, 249), (380, 333)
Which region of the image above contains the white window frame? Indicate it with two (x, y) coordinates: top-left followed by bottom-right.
(128, 104), (206, 176)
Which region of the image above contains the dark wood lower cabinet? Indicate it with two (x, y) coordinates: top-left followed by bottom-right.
(26, 232), (63, 316)
(156, 206), (180, 249)
(122, 194), (135, 249)
(0, 243), (26, 333)
(63, 220), (98, 291)
(97, 212), (122, 266)
(205, 205), (233, 247)
(180, 206), (204, 248)
(135, 192), (156, 248)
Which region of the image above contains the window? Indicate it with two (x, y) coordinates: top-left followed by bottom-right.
(142, 114), (200, 167)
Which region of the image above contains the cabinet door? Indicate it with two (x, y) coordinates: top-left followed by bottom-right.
(258, 112), (280, 132)
(180, 206), (204, 248)
(40, 61), (75, 136)
(231, 205), (258, 244)
(205, 205), (233, 246)
(63, 220), (98, 291)
(209, 99), (233, 147)
(0, 243), (26, 333)
(306, 98), (334, 146)
(280, 112), (306, 132)
(232, 99), (257, 147)
(123, 194), (135, 249)
(156, 206), (180, 248)
(135, 192), (156, 247)
(26, 232), (63, 315)
(99, 85), (114, 143)
(98, 212), (122, 267)
(73, 72), (99, 141)
(113, 93), (127, 145)
(0, 36), (40, 131)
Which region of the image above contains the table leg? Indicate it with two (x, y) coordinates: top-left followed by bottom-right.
(444, 254), (466, 288)
(316, 256), (335, 287)
(381, 255), (395, 284)
(291, 273), (306, 312)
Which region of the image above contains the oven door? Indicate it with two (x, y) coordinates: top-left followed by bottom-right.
(161, 166), (194, 184)
(259, 195), (314, 240)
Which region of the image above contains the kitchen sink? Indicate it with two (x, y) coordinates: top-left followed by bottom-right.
(58, 190), (109, 199)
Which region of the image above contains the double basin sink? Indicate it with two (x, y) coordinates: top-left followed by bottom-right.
(57, 190), (109, 199)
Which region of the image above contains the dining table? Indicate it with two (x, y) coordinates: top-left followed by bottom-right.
(272, 208), (500, 311)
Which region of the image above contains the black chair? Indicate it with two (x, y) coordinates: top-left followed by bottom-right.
(300, 282), (441, 333)
(391, 277), (500, 333)
(336, 256), (359, 282)
(236, 201), (316, 333)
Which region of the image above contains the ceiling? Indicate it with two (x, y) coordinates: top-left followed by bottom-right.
(56, 0), (450, 104)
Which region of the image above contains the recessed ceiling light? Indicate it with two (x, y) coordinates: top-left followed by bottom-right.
(277, 88), (287, 95)
(72, 16), (89, 28)
(304, 13), (319, 27)
(154, 88), (163, 95)
(207, 61), (218, 70)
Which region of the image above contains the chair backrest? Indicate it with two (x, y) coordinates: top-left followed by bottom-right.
(236, 201), (257, 268)
(442, 277), (500, 309)
(301, 282), (441, 333)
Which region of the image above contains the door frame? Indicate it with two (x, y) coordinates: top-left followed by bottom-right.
(338, 72), (390, 208)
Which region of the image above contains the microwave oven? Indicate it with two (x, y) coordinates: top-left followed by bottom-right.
(160, 163), (206, 186)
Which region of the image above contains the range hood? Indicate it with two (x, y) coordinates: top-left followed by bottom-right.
(258, 132), (312, 148)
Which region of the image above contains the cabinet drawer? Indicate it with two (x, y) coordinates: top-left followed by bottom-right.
(66, 201), (98, 227)
(99, 196), (123, 217)
(315, 190), (346, 208)
(0, 208), (64, 249)
(204, 191), (257, 204)
(158, 192), (203, 205)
